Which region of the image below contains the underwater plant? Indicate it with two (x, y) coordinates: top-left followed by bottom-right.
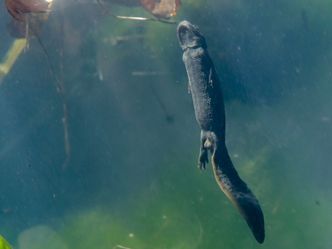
(0, 235), (12, 249)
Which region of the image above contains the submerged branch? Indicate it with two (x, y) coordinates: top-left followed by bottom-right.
(114, 15), (177, 24)
(0, 39), (27, 84)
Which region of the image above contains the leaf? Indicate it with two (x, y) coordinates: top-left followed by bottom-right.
(5, 0), (52, 21)
(140, 0), (181, 18)
(5, 0), (52, 38)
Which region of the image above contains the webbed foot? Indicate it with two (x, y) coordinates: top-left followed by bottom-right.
(198, 130), (212, 170)
(198, 147), (208, 170)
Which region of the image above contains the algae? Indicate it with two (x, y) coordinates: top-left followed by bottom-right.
(18, 225), (68, 249)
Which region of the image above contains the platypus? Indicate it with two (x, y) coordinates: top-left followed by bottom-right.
(177, 20), (265, 243)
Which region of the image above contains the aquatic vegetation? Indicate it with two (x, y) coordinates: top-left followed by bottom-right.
(60, 209), (145, 249)
(140, 0), (180, 18)
(17, 225), (68, 249)
(0, 235), (12, 249)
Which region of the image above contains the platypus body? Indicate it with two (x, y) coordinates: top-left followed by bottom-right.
(177, 20), (265, 243)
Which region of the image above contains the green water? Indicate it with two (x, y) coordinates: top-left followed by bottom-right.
(0, 0), (332, 248)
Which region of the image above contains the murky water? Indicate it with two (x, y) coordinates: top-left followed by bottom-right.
(1, 0), (332, 248)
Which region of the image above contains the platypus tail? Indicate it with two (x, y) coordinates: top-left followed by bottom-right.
(211, 143), (265, 243)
